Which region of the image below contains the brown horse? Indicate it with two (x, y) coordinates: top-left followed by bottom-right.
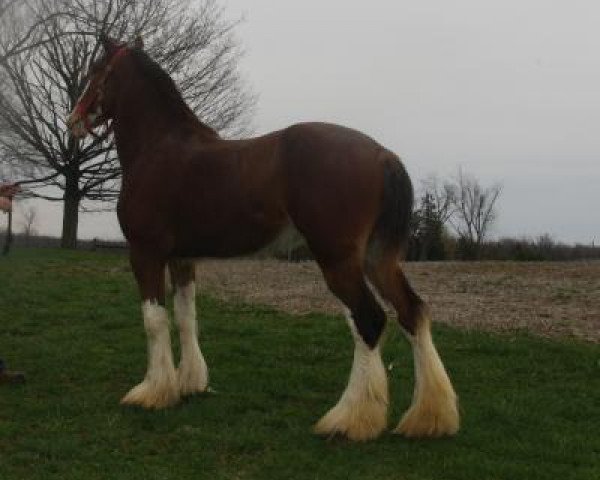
(67, 35), (458, 441)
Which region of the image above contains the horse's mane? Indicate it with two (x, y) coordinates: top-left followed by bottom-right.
(129, 49), (219, 139)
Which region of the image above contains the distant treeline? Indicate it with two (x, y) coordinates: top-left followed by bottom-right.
(2, 231), (599, 262)
(477, 236), (600, 262)
(407, 233), (600, 262)
(267, 231), (600, 262)
(3, 233), (128, 252)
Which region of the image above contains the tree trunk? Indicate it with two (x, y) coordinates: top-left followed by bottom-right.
(2, 209), (13, 256)
(61, 177), (80, 249)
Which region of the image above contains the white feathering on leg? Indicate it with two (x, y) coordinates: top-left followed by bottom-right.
(394, 313), (459, 437)
(174, 281), (209, 395)
(121, 301), (180, 408)
(314, 310), (388, 441)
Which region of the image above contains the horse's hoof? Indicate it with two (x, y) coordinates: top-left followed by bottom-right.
(121, 379), (180, 409)
(392, 402), (459, 438)
(313, 402), (387, 442)
(177, 363), (209, 397)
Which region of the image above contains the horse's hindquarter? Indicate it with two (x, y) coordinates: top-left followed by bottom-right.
(281, 123), (389, 257)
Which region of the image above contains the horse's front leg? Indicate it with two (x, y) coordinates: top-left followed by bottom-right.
(121, 249), (180, 409)
(169, 260), (209, 396)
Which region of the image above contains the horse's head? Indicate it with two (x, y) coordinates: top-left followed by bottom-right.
(67, 34), (142, 138)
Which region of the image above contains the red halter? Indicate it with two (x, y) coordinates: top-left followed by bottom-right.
(74, 46), (129, 135)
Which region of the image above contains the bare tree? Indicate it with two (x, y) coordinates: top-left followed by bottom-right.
(0, 162), (15, 255)
(0, 0), (255, 248)
(0, 0), (64, 63)
(420, 174), (457, 225)
(19, 205), (37, 238)
(450, 168), (502, 259)
(1, 207), (13, 255)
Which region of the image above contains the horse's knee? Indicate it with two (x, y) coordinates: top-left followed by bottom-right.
(168, 259), (195, 289)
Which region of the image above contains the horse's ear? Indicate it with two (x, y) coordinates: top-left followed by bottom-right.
(133, 35), (144, 50)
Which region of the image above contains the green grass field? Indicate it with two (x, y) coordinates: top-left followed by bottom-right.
(1, 250), (599, 480)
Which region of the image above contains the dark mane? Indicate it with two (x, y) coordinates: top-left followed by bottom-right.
(129, 49), (219, 139)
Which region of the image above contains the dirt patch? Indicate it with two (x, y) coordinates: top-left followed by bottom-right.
(195, 260), (600, 342)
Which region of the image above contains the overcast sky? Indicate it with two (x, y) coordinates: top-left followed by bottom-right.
(17, 0), (600, 244)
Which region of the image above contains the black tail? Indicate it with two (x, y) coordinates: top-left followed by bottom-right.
(372, 151), (414, 256)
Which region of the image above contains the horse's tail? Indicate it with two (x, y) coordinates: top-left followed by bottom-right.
(369, 151), (414, 259)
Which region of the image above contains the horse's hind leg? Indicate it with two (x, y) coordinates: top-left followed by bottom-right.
(121, 249), (179, 409)
(313, 255), (389, 441)
(366, 255), (459, 437)
(169, 260), (209, 396)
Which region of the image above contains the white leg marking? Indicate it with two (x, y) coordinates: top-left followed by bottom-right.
(121, 301), (180, 408)
(174, 281), (209, 395)
(314, 310), (388, 441)
(394, 313), (459, 437)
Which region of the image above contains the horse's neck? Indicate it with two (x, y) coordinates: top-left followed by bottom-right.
(112, 112), (163, 168)
(112, 97), (216, 170)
